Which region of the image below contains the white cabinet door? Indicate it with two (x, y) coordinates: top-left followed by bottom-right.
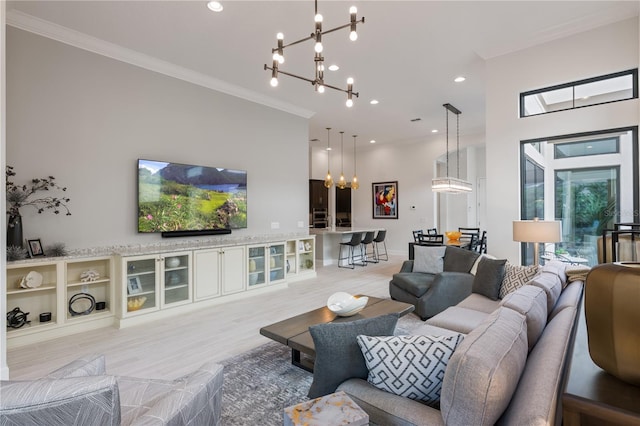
(222, 246), (246, 295)
(193, 249), (222, 301)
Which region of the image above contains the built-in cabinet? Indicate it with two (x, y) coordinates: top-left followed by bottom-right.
(247, 242), (286, 288)
(119, 251), (192, 317)
(193, 246), (246, 299)
(5, 236), (314, 347)
(5, 256), (114, 346)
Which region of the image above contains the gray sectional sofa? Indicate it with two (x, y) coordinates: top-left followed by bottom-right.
(0, 354), (224, 425)
(389, 246), (480, 319)
(337, 261), (584, 426)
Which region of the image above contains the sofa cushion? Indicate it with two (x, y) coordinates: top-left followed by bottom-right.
(500, 285), (548, 350)
(356, 334), (464, 406)
(472, 257), (507, 300)
(457, 293), (501, 314)
(528, 271), (563, 315)
(444, 246), (480, 273)
(413, 245), (446, 274)
(470, 253), (496, 275)
(391, 272), (436, 298)
(425, 306), (490, 334)
(549, 280), (583, 321)
(499, 262), (539, 299)
(441, 307), (528, 426)
(307, 314), (399, 398)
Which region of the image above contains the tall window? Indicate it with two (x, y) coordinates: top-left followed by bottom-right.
(520, 127), (638, 266)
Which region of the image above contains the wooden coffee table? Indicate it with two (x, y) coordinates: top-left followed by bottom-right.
(259, 296), (415, 372)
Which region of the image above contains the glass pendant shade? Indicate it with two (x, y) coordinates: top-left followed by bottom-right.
(351, 134), (359, 190)
(324, 127), (333, 188)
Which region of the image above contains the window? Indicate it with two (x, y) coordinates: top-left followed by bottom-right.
(519, 127), (638, 266)
(520, 69), (638, 117)
(554, 137), (619, 159)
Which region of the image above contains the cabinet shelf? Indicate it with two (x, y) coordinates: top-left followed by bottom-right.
(165, 284), (188, 290)
(67, 278), (111, 288)
(7, 285), (56, 295)
(127, 290), (155, 298)
(7, 321), (57, 334)
(127, 270), (155, 278)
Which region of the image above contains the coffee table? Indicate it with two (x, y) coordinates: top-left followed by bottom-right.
(259, 296), (415, 372)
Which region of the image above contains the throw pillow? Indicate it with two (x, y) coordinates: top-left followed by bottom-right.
(307, 313), (399, 399)
(356, 334), (464, 406)
(472, 257), (507, 300)
(499, 262), (539, 299)
(469, 253), (496, 275)
(413, 245), (446, 274)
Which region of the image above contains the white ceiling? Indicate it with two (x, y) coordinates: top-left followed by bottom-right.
(6, 1), (639, 150)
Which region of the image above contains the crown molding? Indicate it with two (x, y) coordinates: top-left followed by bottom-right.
(6, 10), (315, 119)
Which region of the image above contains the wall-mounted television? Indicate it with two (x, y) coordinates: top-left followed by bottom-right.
(137, 159), (247, 237)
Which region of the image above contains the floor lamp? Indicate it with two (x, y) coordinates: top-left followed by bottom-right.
(513, 218), (562, 267)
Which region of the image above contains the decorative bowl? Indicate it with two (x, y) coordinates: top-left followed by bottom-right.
(127, 296), (147, 312)
(445, 231), (462, 241)
(249, 274), (259, 285)
(327, 292), (368, 317)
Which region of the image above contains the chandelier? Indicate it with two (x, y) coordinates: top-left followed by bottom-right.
(264, 0), (364, 107)
(431, 103), (473, 194)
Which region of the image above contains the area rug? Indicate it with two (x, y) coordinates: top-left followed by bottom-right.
(220, 341), (312, 425)
(219, 314), (425, 425)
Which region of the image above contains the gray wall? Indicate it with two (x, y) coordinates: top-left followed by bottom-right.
(485, 17), (639, 263)
(7, 27), (310, 250)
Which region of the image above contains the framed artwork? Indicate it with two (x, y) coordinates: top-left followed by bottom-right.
(127, 276), (143, 295)
(372, 181), (398, 219)
(27, 238), (45, 257)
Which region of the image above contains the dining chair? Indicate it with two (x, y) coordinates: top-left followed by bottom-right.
(418, 234), (444, 245)
(476, 230), (487, 254)
(412, 230), (424, 243)
(458, 227), (480, 250)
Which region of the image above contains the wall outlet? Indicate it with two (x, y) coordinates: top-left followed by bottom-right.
(271, 222), (280, 229)
(297, 221), (304, 228)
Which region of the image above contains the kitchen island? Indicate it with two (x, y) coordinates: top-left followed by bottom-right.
(310, 227), (385, 266)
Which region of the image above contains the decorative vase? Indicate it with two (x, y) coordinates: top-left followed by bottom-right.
(7, 214), (23, 248)
(249, 259), (256, 272)
(585, 262), (640, 385)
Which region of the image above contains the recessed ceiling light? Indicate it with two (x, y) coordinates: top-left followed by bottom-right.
(454, 76), (466, 83)
(431, 129), (438, 133)
(326, 147), (332, 151)
(328, 64), (339, 71)
(370, 99), (379, 105)
(370, 140), (376, 144)
(207, 1), (223, 12)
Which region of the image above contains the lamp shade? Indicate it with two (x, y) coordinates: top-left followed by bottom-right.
(512, 220), (562, 243)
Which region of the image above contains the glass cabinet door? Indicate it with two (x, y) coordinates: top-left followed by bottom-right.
(248, 246), (266, 287)
(163, 254), (190, 306)
(125, 257), (157, 313)
(268, 244), (285, 282)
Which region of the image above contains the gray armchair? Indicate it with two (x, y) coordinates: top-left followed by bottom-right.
(389, 246), (479, 319)
(0, 354), (224, 426)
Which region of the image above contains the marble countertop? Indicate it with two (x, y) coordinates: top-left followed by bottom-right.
(7, 232), (314, 265)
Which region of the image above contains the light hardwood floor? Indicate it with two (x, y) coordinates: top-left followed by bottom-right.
(7, 255), (409, 380)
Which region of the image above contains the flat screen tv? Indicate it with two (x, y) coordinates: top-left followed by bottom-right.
(138, 159), (247, 236)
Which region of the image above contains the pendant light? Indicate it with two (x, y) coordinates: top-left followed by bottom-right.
(323, 127), (334, 188)
(431, 103), (472, 193)
(337, 131), (347, 189)
(351, 134), (359, 190)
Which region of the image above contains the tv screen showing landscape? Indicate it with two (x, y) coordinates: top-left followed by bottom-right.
(138, 159), (247, 233)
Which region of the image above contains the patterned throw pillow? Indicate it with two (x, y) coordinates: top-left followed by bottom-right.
(499, 262), (540, 299)
(356, 334), (464, 405)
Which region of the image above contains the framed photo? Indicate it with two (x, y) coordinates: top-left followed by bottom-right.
(372, 181), (398, 219)
(27, 239), (45, 257)
(127, 276), (143, 295)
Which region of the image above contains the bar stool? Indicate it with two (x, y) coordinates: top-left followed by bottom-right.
(373, 230), (388, 261)
(338, 232), (365, 269)
(361, 231), (377, 264)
